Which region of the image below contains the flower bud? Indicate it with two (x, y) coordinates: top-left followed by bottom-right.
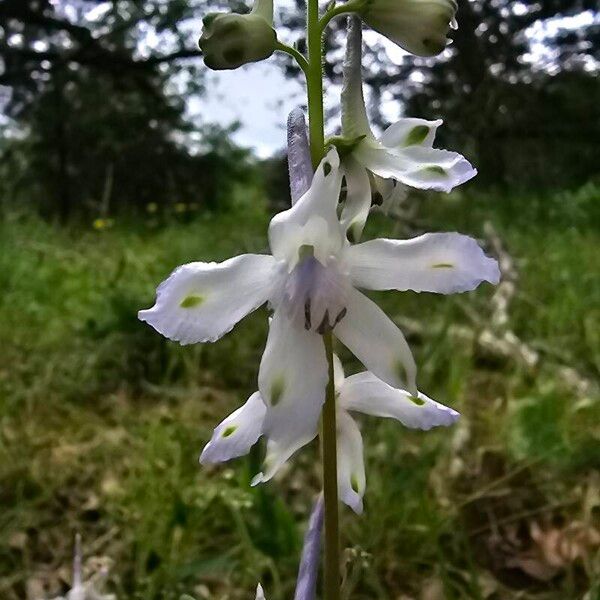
(360, 0), (458, 57)
(198, 0), (277, 70)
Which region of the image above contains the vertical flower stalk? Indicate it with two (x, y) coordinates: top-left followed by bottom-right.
(305, 1), (341, 597)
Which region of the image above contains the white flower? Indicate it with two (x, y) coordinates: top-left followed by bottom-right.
(200, 354), (459, 513)
(359, 0), (458, 56)
(339, 18), (476, 239)
(255, 584), (266, 600)
(140, 149), (498, 483)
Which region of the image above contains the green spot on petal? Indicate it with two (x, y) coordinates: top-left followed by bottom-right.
(404, 125), (430, 146)
(395, 360), (408, 385)
(180, 294), (205, 308)
(351, 474), (360, 494)
(424, 165), (447, 176)
(348, 221), (362, 244)
(222, 425), (237, 438)
(431, 263), (454, 269)
(270, 377), (285, 406)
(408, 395), (425, 406)
(298, 244), (315, 260)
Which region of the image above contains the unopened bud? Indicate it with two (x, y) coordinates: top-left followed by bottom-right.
(199, 0), (276, 70)
(360, 0), (458, 57)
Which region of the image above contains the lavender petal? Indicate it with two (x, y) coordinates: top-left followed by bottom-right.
(294, 494), (324, 600)
(287, 108), (314, 204)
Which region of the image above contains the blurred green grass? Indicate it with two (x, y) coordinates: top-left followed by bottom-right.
(0, 184), (599, 599)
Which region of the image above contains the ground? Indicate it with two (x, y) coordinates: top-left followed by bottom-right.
(1, 183), (599, 599)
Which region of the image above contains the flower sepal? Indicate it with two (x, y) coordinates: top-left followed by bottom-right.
(326, 134), (367, 158)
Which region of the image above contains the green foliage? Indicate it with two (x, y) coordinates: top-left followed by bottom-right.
(1, 184), (599, 598)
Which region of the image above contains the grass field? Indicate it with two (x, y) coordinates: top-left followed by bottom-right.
(1, 183), (599, 600)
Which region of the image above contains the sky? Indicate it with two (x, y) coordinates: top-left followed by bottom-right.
(190, 63), (304, 158)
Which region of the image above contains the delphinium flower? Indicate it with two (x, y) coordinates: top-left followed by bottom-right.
(337, 17), (476, 240)
(200, 353), (458, 513)
(140, 0), (500, 595)
(140, 144), (498, 484)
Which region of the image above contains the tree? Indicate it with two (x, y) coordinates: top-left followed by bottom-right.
(0, 0), (253, 219)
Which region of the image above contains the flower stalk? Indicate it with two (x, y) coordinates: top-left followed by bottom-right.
(321, 331), (341, 600)
(306, 1), (341, 597)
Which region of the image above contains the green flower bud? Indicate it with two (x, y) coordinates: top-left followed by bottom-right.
(198, 0), (277, 70)
(360, 0), (458, 57)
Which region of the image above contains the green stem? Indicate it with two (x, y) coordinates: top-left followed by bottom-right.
(321, 331), (341, 600)
(306, 0), (325, 168)
(306, 2), (341, 598)
(318, 0), (367, 34)
(274, 41), (309, 75)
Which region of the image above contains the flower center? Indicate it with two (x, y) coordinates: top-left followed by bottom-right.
(280, 246), (349, 333)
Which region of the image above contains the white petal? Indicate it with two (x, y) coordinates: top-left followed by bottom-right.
(340, 157), (372, 243)
(252, 308), (327, 484)
(139, 254), (278, 344)
(379, 118), (442, 149)
(333, 354), (345, 391)
(255, 584), (266, 600)
(337, 409), (365, 514)
(339, 372), (460, 430)
(341, 17), (373, 139)
(269, 149), (344, 266)
(346, 233), (500, 294)
(200, 392), (266, 464)
(377, 178), (409, 215)
(335, 288), (417, 395)
(355, 141), (476, 193)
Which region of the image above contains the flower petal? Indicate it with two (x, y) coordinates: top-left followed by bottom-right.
(287, 108), (313, 205)
(339, 372), (460, 430)
(337, 409), (365, 514)
(379, 118), (442, 149)
(333, 354), (345, 391)
(355, 142), (476, 193)
(269, 149), (344, 266)
(252, 309), (328, 484)
(335, 288), (417, 395)
(340, 157), (372, 243)
(377, 177), (408, 215)
(139, 254), (278, 344)
(341, 17), (373, 139)
(255, 584), (266, 600)
(200, 392), (266, 464)
(346, 233), (500, 294)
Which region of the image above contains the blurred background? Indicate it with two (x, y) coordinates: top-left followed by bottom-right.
(0, 1), (599, 599)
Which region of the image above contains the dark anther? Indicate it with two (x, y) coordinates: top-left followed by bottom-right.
(304, 300), (312, 330)
(323, 161), (332, 176)
(316, 310), (331, 335)
(334, 307), (347, 325)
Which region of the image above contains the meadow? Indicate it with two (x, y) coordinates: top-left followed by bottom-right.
(1, 183), (599, 600)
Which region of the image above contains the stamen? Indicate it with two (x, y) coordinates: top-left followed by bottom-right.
(278, 255), (349, 333)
